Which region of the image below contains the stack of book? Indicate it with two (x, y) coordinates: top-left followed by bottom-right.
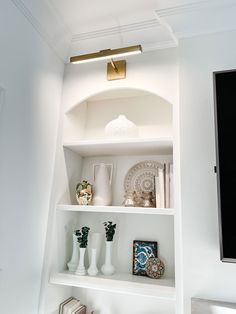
(154, 163), (173, 208)
(165, 162), (173, 208)
(59, 297), (87, 314)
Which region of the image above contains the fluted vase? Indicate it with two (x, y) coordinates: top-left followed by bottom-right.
(88, 248), (98, 276)
(75, 247), (86, 276)
(67, 233), (79, 272)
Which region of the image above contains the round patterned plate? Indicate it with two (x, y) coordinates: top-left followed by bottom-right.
(124, 160), (164, 193)
(145, 257), (165, 279)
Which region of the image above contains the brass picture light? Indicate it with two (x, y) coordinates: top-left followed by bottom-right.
(70, 45), (142, 81)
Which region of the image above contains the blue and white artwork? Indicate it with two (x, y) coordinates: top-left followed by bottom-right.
(133, 240), (158, 276)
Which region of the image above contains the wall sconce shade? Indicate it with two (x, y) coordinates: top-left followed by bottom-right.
(70, 45), (142, 64)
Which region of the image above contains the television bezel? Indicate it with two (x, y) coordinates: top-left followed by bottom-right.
(213, 68), (236, 263)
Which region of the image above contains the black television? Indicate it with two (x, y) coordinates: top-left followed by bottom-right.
(213, 69), (236, 262)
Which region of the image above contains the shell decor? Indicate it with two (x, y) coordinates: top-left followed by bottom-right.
(104, 115), (139, 139)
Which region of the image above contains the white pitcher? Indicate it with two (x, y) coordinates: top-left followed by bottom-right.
(93, 163), (113, 206)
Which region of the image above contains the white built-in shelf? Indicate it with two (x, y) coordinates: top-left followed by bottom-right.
(50, 271), (175, 300)
(57, 204), (175, 216)
(63, 137), (173, 156)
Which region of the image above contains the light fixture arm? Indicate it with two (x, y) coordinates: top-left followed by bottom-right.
(110, 59), (118, 73)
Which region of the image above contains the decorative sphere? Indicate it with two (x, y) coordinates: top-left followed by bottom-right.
(145, 257), (165, 279)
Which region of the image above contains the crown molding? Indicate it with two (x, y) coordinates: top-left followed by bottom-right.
(10, 0), (71, 62)
(9, 0), (178, 59)
(156, 0), (236, 18)
(155, 0), (236, 40)
(70, 17), (178, 56)
(143, 40), (178, 52)
(72, 19), (161, 42)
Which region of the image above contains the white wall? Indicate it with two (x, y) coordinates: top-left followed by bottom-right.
(179, 30), (236, 313)
(0, 1), (64, 313)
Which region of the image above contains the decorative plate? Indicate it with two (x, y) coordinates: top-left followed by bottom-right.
(145, 257), (165, 279)
(124, 160), (164, 193)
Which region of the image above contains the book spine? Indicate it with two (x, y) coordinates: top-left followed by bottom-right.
(165, 163), (170, 208)
(158, 167), (165, 208)
(169, 163), (174, 208)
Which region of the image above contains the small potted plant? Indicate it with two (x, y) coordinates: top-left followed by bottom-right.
(101, 221), (116, 276)
(74, 226), (90, 275)
(103, 221), (116, 241)
(76, 180), (93, 205)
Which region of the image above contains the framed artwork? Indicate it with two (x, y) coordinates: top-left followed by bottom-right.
(133, 240), (158, 276)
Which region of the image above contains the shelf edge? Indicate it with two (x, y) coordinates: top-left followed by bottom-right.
(56, 205), (175, 216)
(50, 272), (176, 301)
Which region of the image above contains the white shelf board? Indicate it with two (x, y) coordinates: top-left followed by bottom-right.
(50, 271), (176, 300)
(57, 204), (175, 216)
(63, 137), (173, 156)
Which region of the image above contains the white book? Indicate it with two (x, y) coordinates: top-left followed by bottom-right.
(165, 163), (170, 208)
(63, 299), (80, 314)
(169, 163), (174, 208)
(68, 301), (81, 314)
(72, 305), (87, 314)
(59, 297), (74, 314)
(155, 166), (165, 208)
(158, 167), (165, 208)
(154, 176), (160, 208)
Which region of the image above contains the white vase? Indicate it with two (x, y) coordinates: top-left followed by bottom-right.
(67, 233), (79, 272)
(101, 241), (115, 276)
(88, 232), (103, 265)
(104, 114), (139, 139)
(93, 163), (113, 206)
(75, 247), (87, 276)
(87, 248), (98, 276)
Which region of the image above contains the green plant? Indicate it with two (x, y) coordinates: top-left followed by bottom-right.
(74, 226), (90, 248)
(103, 221), (116, 242)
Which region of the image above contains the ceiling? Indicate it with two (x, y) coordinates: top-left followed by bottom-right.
(11, 0), (236, 61)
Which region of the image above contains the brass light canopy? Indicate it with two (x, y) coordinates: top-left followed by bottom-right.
(70, 45), (142, 81)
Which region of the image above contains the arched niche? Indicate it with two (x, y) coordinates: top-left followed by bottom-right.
(63, 88), (173, 142)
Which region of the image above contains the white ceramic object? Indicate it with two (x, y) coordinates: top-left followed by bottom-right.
(67, 233), (79, 272)
(87, 248), (98, 276)
(93, 163), (113, 206)
(88, 232), (103, 265)
(104, 114), (139, 139)
(101, 241), (115, 276)
(75, 247), (87, 276)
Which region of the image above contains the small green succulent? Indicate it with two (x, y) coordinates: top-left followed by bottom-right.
(103, 221), (116, 242)
(74, 226), (90, 248)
